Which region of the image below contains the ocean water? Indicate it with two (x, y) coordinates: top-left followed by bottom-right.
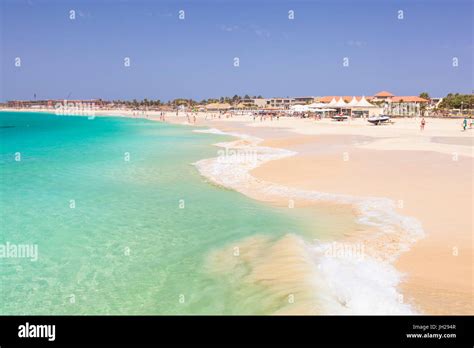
(0, 111), (322, 315)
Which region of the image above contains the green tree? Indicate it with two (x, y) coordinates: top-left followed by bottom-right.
(419, 93), (430, 115)
(419, 92), (430, 100)
(439, 93), (474, 109)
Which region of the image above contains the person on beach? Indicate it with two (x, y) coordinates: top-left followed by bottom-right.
(420, 117), (426, 131)
(462, 117), (467, 131)
(193, 115), (196, 124)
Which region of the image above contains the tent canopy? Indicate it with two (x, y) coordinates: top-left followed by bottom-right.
(308, 102), (327, 109)
(314, 108), (336, 112)
(353, 96), (375, 108)
(326, 97), (338, 107)
(334, 98), (348, 108)
(346, 97), (359, 107)
(290, 105), (309, 112)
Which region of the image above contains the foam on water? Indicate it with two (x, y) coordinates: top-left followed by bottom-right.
(194, 128), (425, 314)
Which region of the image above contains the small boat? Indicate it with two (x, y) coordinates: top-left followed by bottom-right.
(368, 115), (390, 125)
(331, 114), (349, 121)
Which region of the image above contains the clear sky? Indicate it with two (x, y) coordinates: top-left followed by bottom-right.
(1, 0), (472, 101)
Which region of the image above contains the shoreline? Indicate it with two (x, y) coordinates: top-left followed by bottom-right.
(2, 108), (472, 314)
(194, 128), (425, 314)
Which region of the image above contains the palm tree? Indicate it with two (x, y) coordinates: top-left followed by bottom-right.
(419, 93), (429, 116)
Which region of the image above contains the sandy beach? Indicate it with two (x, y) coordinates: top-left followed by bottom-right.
(174, 112), (473, 314)
(4, 108), (473, 314)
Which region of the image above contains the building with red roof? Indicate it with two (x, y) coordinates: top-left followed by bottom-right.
(316, 91), (428, 116)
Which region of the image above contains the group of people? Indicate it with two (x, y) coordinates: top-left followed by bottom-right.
(252, 112), (280, 122)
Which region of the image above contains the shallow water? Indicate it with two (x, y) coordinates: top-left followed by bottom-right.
(0, 112), (333, 315)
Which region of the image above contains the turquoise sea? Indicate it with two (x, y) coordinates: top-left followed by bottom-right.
(0, 111), (326, 315)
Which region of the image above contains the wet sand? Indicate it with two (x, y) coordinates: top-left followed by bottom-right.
(191, 115), (473, 314)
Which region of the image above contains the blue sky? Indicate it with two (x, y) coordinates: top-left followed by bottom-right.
(1, 0), (472, 101)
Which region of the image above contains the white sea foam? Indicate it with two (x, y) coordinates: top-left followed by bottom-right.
(193, 127), (425, 314)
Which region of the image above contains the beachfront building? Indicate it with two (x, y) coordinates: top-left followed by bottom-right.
(317, 91), (428, 117)
(241, 96), (315, 109)
(265, 98), (294, 109)
(241, 98), (268, 108)
(293, 96), (316, 105)
(371, 91), (428, 116)
(385, 96), (428, 116)
(7, 99), (110, 109)
(371, 91), (394, 103)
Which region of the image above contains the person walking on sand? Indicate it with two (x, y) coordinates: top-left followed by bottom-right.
(462, 117), (468, 131)
(420, 117), (426, 131)
(193, 115), (196, 124)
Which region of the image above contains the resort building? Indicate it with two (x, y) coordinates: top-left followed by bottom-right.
(371, 91), (395, 103)
(371, 91), (429, 116)
(317, 91), (429, 116)
(241, 98), (268, 108)
(293, 96), (316, 105)
(265, 98), (294, 109)
(7, 99), (110, 109)
(385, 96), (429, 116)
